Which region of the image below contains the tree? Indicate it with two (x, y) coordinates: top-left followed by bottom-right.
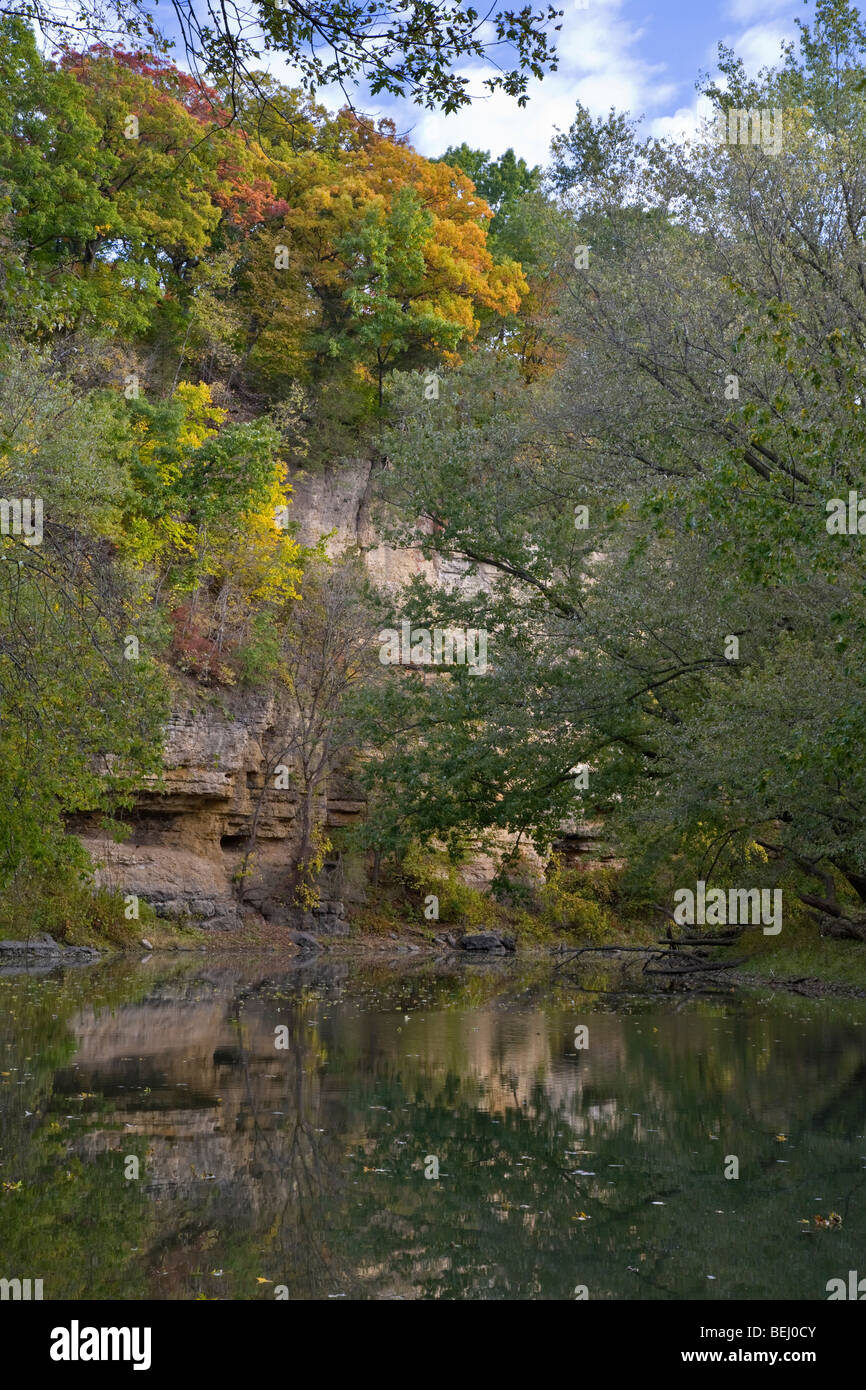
(237, 556), (384, 907)
(241, 111), (527, 416)
(354, 2), (866, 921)
(0, 341), (167, 882)
(121, 379), (306, 681)
(0, 21), (281, 336)
(4, 0), (561, 115)
(436, 144), (570, 377)
(436, 145), (542, 233)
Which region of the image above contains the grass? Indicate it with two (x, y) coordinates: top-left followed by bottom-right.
(733, 920), (866, 989)
(0, 874), (207, 951)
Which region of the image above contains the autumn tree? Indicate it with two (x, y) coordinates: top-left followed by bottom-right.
(437, 143), (572, 378)
(0, 20), (280, 336)
(120, 379), (306, 682)
(241, 112), (527, 420)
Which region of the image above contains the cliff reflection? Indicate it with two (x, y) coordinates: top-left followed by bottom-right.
(1, 958), (865, 1300)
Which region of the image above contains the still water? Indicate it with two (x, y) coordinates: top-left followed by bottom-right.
(1, 953), (864, 1300)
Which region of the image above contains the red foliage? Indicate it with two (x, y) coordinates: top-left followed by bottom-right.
(168, 603), (231, 684)
(58, 45), (283, 234)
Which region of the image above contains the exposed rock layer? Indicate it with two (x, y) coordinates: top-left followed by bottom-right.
(77, 459), (597, 929)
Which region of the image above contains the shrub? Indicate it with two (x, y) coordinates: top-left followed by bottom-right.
(538, 856), (617, 941)
(400, 840), (489, 926)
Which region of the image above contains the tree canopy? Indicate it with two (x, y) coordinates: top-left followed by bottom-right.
(350, 0), (866, 921)
(6, 0), (866, 934)
(2, 0), (562, 112)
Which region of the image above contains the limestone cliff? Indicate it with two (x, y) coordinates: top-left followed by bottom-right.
(79, 458), (488, 932)
(78, 459), (606, 930)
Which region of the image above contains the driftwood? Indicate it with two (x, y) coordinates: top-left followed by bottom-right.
(654, 936), (739, 947)
(800, 892), (842, 915)
(652, 906), (743, 943)
(563, 944), (675, 955)
(643, 956), (748, 977)
(555, 934), (744, 989)
(816, 915), (866, 942)
(560, 941), (730, 958)
(553, 903), (753, 988)
(554, 944), (670, 970)
(799, 893), (866, 941)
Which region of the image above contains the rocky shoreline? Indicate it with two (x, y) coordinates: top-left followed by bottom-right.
(3, 926), (865, 1002)
(0, 933), (101, 969)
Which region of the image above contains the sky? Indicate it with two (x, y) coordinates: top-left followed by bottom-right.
(375, 0), (810, 165)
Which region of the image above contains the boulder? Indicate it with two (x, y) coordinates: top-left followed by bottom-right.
(458, 932), (516, 954)
(308, 900), (349, 935)
(313, 914), (349, 936)
(286, 931), (321, 952)
(0, 936), (100, 964)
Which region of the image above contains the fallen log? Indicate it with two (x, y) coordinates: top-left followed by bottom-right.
(798, 894), (866, 940)
(644, 956), (748, 977)
(553, 943), (674, 971)
(655, 936), (739, 947)
(816, 914), (866, 942)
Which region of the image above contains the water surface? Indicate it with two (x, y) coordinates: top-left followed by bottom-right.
(1, 954), (864, 1300)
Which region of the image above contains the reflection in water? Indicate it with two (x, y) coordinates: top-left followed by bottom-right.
(1, 956), (865, 1300)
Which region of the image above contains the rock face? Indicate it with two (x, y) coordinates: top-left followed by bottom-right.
(305, 901), (350, 936)
(77, 693), (361, 933)
(73, 457), (503, 934)
(286, 931), (321, 952)
(74, 458), (606, 931)
(551, 821), (625, 873)
(287, 457), (497, 596)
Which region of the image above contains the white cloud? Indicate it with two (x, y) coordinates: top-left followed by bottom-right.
(252, 0), (799, 170)
(406, 71), (591, 166)
(723, 0), (793, 22)
(649, 96), (718, 144)
(723, 21), (791, 74)
(404, 0), (678, 163)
